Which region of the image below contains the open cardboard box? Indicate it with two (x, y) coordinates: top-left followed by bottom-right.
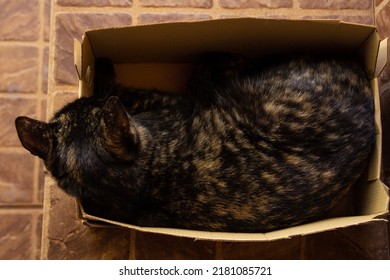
(74, 18), (389, 242)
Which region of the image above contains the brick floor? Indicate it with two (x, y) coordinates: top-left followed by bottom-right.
(1, 0), (389, 259)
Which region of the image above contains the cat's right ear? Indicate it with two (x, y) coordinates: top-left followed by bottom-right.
(15, 117), (51, 160)
(101, 96), (139, 161)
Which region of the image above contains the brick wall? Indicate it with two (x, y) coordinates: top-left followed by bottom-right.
(0, 0), (389, 259)
(0, 0), (50, 260)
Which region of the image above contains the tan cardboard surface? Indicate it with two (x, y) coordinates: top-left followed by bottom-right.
(375, 37), (388, 77)
(114, 63), (193, 94)
(75, 18), (389, 241)
(81, 210), (386, 241)
(85, 19), (375, 63)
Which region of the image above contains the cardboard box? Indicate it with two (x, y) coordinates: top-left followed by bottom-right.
(74, 18), (389, 242)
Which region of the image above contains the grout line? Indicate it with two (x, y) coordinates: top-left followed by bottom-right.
(31, 212), (38, 259)
(0, 204), (44, 209)
(209, 0), (225, 18)
(53, 4), (138, 14)
(40, 175), (53, 260)
(0, 92), (39, 98)
(375, 0), (390, 17)
(0, 41), (42, 47)
(131, 0), (141, 26)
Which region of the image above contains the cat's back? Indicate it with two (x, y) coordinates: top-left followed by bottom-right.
(178, 56), (376, 231)
(188, 55), (374, 181)
(217, 56), (374, 148)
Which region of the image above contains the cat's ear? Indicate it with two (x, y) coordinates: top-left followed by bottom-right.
(101, 96), (139, 161)
(15, 117), (51, 160)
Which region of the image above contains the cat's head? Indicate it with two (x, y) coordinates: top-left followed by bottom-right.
(15, 96), (141, 198)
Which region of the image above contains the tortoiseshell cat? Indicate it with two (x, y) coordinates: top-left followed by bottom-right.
(15, 53), (375, 232)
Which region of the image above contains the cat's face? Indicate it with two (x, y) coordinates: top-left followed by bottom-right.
(15, 96), (140, 198)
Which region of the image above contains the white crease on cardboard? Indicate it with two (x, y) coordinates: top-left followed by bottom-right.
(375, 37), (388, 77)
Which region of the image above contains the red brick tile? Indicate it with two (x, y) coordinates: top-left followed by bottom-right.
(138, 13), (211, 24)
(300, 0), (371, 9)
(0, 150), (35, 204)
(377, 12), (389, 263)
(0, 46), (39, 93)
(219, 0), (292, 9)
(388, 214), (390, 258)
(0, 0), (39, 41)
(0, 97), (37, 147)
(378, 2), (390, 190)
(220, 237), (302, 259)
(140, 0), (212, 8)
(54, 13), (132, 86)
(377, 1), (390, 39)
(135, 232), (216, 259)
(57, 0), (132, 6)
(379, 72), (390, 186)
(379, 55), (390, 102)
(46, 225), (132, 259)
(0, 211), (34, 259)
(50, 91), (78, 117)
(303, 222), (389, 259)
(44, 182), (131, 259)
(37, 161), (45, 204)
(379, 45), (390, 98)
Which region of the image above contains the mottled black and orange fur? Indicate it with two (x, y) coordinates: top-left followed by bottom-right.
(15, 53), (375, 232)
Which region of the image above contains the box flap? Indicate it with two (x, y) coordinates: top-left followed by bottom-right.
(74, 39), (82, 79)
(80, 210), (387, 241)
(75, 18), (389, 242)
(375, 37), (388, 77)
(367, 79), (383, 181)
(356, 180), (389, 215)
(77, 34), (95, 97)
(84, 18), (377, 63)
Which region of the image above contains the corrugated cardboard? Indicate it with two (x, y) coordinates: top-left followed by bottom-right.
(74, 18), (389, 242)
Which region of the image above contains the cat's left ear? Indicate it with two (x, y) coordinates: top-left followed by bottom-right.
(101, 96), (139, 161)
(15, 117), (51, 160)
